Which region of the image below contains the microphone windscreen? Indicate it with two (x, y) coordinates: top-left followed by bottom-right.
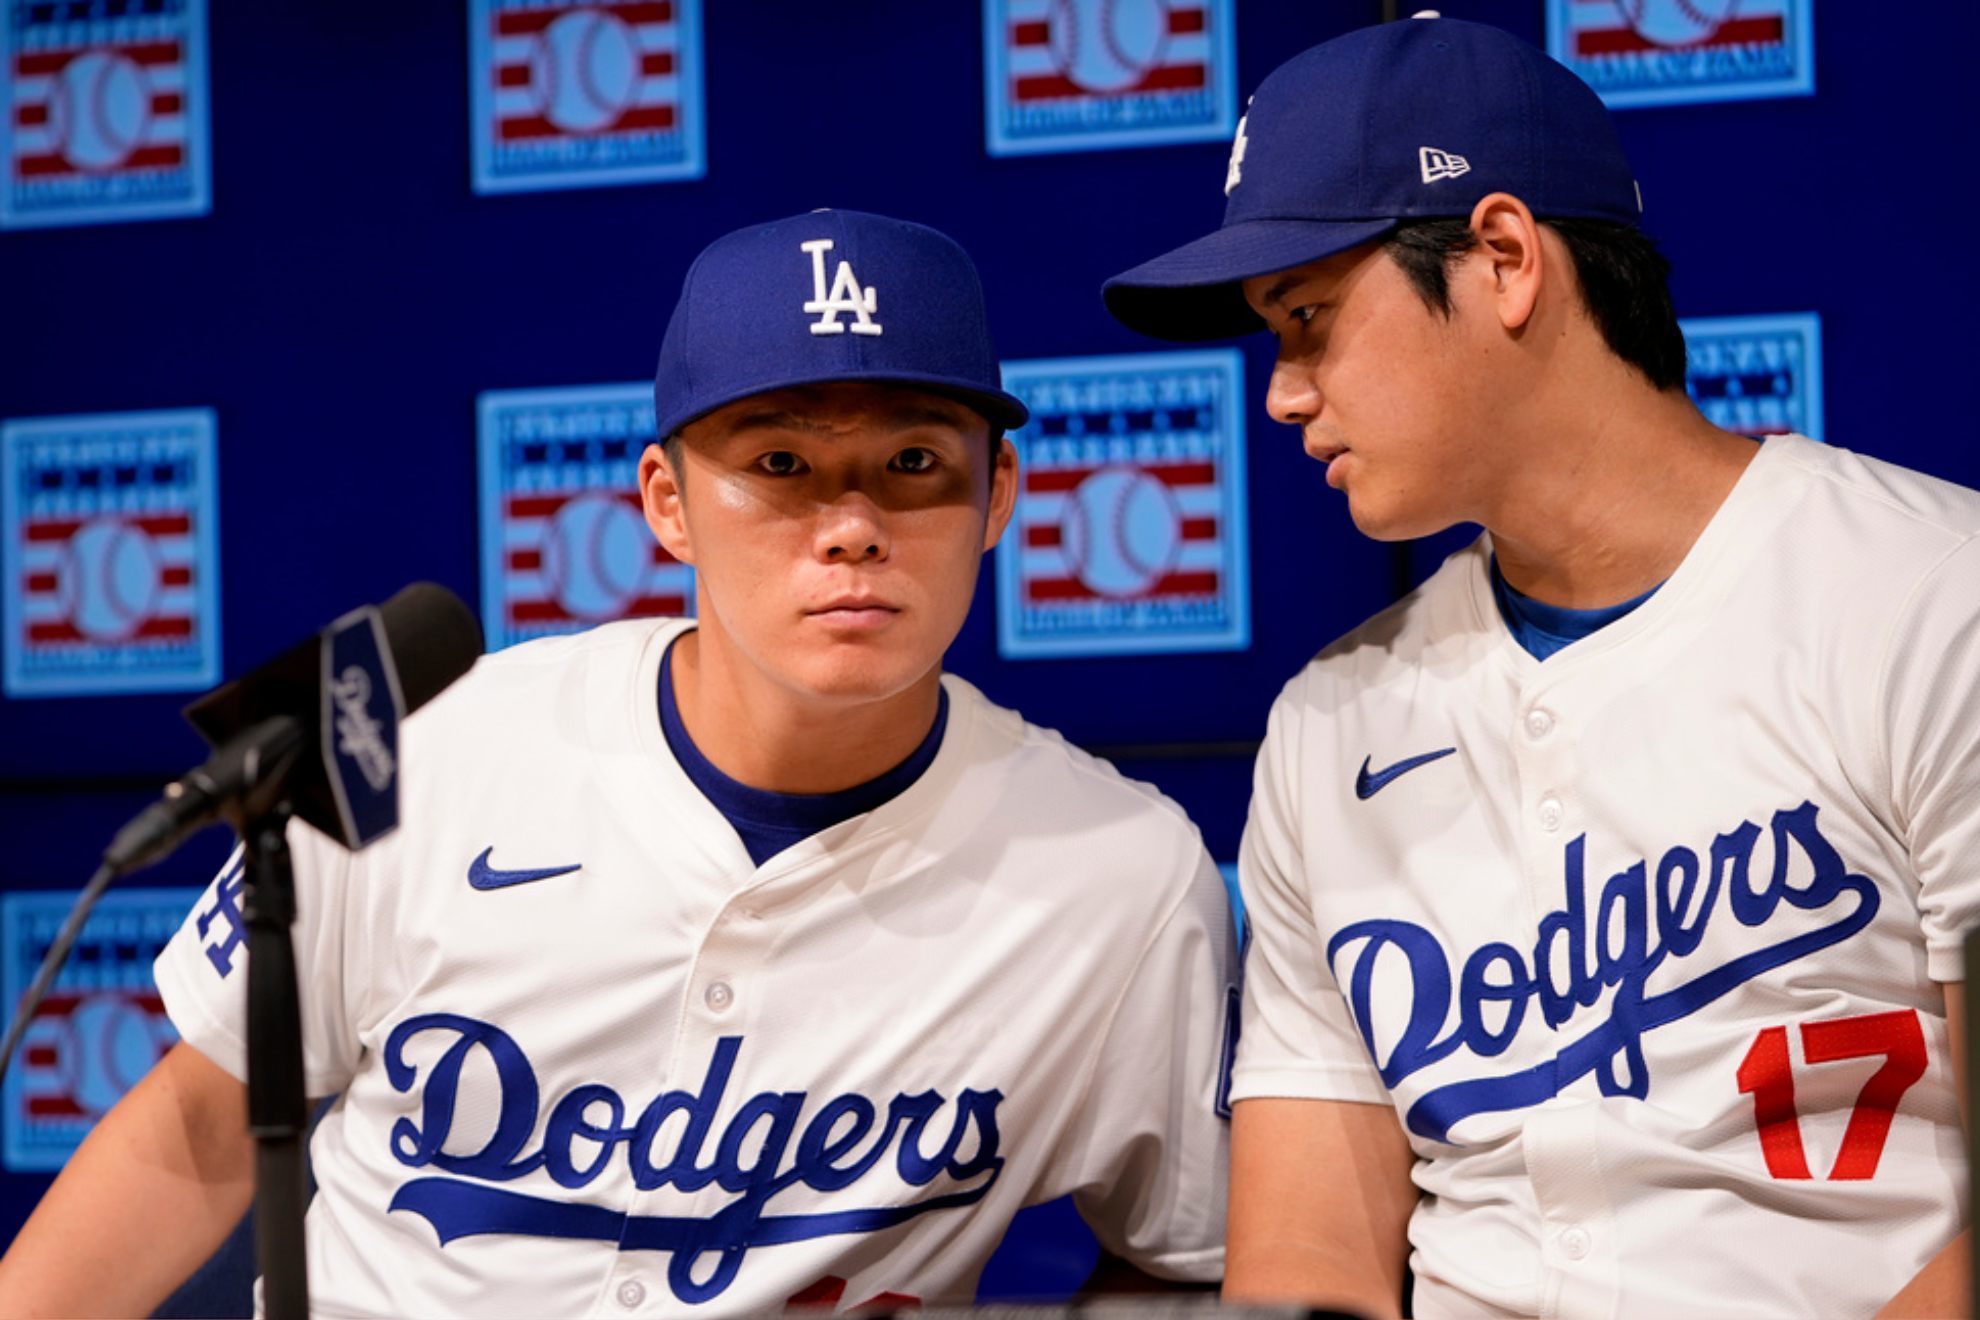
(377, 583), (483, 714)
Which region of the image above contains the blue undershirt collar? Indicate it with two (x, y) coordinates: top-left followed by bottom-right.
(1489, 557), (1662, 661)
(658, 636), (949, 867)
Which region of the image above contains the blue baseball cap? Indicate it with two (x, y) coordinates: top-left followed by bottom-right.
(1103, 14), (1642, 342)
(654, 209), (1028, 439)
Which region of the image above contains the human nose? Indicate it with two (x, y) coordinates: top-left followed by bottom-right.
(814, 488), (890, 564)
(1265, 352), (1320, 428)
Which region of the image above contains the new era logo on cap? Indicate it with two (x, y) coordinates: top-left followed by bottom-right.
(1419, 146), (1470, 183)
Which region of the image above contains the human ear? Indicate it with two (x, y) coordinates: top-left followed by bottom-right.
(639, 442), (695, 566)
(982, 435), (1018, 553)
(1468, 192), (1544, 333)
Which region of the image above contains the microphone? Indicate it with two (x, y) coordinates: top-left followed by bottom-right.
(103, 582), (483, 877)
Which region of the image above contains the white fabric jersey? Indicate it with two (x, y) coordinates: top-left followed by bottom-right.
(1234, 436), (1980, 1320)
(156, 618), (1235, 1317)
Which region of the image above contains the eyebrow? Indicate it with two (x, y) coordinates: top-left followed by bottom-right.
(1258, 274), (1312, 310)
(719, 404), (972, 436)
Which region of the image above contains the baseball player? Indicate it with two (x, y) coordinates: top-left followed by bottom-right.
(0, 210), (1236, 1316)
(1102, 16), (1977, 1320)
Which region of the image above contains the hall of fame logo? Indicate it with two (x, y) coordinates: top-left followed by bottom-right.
(983, 0), (1235, 156)
(1, 0), (210, 229)
(1, 409), (221, 697)
(2, 887), (198, 1171)
(1547, 0), (1813, 109)
(1680, 312), (1823, 440)
(477, 384), (693, 651)
(996, 350), (1249, 659)
(469, 0), (705, 194)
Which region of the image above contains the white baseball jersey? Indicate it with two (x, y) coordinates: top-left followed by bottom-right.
(1234, 435), (1980, 1319)
(155, 617), (1235, 1317)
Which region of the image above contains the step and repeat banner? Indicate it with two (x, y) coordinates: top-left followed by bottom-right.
(0, 0), (1963, 1301)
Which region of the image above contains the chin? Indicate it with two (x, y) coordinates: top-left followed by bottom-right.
(1344, 488), (1458, 543)
(783, 641), (939, 707)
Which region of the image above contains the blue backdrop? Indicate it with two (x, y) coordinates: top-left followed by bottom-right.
(4, 0), (1977, 1302)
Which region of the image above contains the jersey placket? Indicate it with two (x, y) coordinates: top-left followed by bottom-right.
(1507, 666), (1621, 1319)
(598, 875), (782, 1313)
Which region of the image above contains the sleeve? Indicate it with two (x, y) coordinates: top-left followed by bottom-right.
(1880, 534), (1980, 982)
(151, 819), (366, 1097)
(1228, 681), (1390, 1104)
(1057, 847), (1237, 1283)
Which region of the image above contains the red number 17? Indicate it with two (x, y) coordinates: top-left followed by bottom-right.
(1735, 1008), (1927, 1181)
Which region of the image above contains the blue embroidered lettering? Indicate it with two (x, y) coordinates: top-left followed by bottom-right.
(1327, 802), (1880, 1143)
(195, 864), (247, 978)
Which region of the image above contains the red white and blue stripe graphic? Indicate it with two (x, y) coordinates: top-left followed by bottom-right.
(1547, 0), (1813, 109)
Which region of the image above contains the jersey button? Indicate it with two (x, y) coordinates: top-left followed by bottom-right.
(1560, 1226), (1592, 1260)
(1538, 796), (1564, 831)
(704, 981), (734, 1012)
(616, 1280), (646, 1308)
(1525, 708), (1554, 739)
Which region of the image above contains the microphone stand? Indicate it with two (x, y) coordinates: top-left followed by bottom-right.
(224, 727), (312, 1320)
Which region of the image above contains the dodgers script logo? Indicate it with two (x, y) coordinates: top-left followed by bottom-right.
(475, 383), (695, 651)
(1331, 801), (1878, 1143)
(996, 349), (1249, 659)
(383, 1017), (1004, 1304)
(1, 409), (222, 697)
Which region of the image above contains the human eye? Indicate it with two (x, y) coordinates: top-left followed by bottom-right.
(756, 450), (807, 476)
(1288, 303), (1324, 327)
(890, 446), (940, 474)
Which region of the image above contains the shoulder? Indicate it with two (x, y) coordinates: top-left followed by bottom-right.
(1769, 435), (1980, 548)
(939, 675), (1211, 894)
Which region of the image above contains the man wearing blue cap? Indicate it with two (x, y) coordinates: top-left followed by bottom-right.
(0, 210), (1235, 1316)
(1106, 15), (1978, 1320)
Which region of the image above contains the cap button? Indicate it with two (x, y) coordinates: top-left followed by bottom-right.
(1410, 9), (1442, 16)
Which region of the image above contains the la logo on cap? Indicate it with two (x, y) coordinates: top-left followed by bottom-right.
(800, 238), (882, 337)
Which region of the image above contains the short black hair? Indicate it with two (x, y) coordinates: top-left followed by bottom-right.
(1384, 217), (1687, 392)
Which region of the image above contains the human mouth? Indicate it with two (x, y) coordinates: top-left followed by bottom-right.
(806, 596), (901, 631)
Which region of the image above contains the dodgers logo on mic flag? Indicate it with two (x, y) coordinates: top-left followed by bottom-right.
(1547, 0), (1813, 109)
(469, 0), (705, 194)
(983, 0), (1235, 156)
(1, 409), (222, 697)
(1, 0), (210, 229)
(477, 384), (694, 651)
(996, 350), (1249, 659)
(1680, 313), (1823, 441)
(2, 888), (198, 1171)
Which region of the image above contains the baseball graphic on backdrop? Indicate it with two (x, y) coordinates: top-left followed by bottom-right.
(1062, 465), (1182, 598)
(65, 517), (160, 641)
(539, 492), (647, 620)
(534, 7), (638, 134)
(1612, 0), (1740, 47)
(1048, 0), (1172, 93)
(48, 51), (152, 171)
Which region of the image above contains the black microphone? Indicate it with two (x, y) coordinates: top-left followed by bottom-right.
(103, 582), (483, 877)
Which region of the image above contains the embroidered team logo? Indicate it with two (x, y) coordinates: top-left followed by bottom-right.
(1680, 312), (1823, 440)
(468, 0), (705, 194)
(1, 0), (209, 230)
(1547, 0), (1813, 109)
(1, 888), (198, 1171)
(476, 383), (694, 651)
(983, 0), (1236, 156)
(1, 409), (222, 697)
(996, 350), (1249, 659)
(801, 238), (881, 337)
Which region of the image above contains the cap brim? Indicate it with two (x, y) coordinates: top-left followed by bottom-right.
(1103, 217), (1400, 341)
(658, 369), (1028, 442)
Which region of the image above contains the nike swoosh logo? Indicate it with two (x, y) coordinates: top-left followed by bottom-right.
(468, 847), (582, 891)
(1355, 748), (1457, 800)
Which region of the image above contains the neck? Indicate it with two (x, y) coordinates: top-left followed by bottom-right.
(1484, 362), (1758, 609)
(668, 628), (944, 794)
